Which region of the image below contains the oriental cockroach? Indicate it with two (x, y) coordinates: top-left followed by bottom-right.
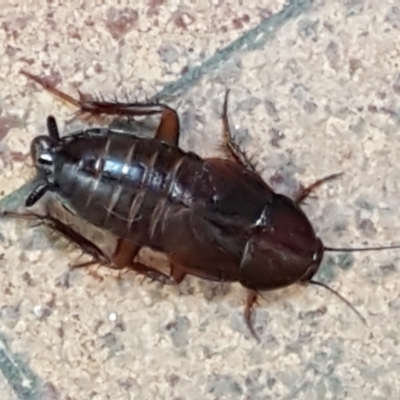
(3, 69), (400, 341)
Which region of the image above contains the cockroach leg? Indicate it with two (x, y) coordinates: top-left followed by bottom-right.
(113, 238), (175, 284)
(3, 208), (175, 283)
(20, 69), (180, 145)
(131, 261), (176, 284)
(70, 259), (101, 270)
(169, 261), (188, 284)
(1, 209), (111, 267)
(244, 290), (260, 342)
(294, 172), (343, 204)
(221, 90), (257, 173)
(112, 238), (140, 268)
(25, 183), (50, 208)
(20, 70), (81, 109)
(154, 106), (180, 145)
(1, 210), (40, 221)
(38, 214), (112, 267)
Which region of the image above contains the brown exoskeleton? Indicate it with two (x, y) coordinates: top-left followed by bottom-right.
(5, 70), (400, 340)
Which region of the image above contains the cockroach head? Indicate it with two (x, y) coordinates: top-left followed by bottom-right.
(299, 239), (325, 282)
(239, 194), (326, 291)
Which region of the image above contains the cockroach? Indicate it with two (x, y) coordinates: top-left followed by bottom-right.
(4, 69), (400, 340)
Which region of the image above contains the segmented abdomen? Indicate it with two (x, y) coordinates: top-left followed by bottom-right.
(54, 129), (214, 248)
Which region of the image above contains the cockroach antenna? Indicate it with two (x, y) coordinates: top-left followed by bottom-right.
(310, 243), (400, 325)
(308, 279), (367, 325)
(325, 244), (400, 252)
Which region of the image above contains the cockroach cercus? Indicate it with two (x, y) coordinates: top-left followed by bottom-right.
(3, 69), (400, 341)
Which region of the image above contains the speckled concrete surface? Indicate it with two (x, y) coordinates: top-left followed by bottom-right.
(1, 1), (400, 399)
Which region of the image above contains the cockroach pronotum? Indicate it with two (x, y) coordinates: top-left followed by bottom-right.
(3, 69), (400, 341)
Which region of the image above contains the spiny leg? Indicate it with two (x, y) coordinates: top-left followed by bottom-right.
(41, 215), (111, 268)
(2, 209), (175, 283)
(64, 233), (175, 284)
(20, 70), (81, 109)
(221, 90), (257, 173)
(294, 172), (343, 205)
(20, 69), (181, 145)
(1, 210), (110, 267)
(244, 290), (260, 342)
(113, 238), (175, 284)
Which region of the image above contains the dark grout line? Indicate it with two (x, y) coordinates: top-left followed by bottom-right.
(152, 0), (311, 102)
(0, 335), (40, 400)
(0, 1), (312, 399)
